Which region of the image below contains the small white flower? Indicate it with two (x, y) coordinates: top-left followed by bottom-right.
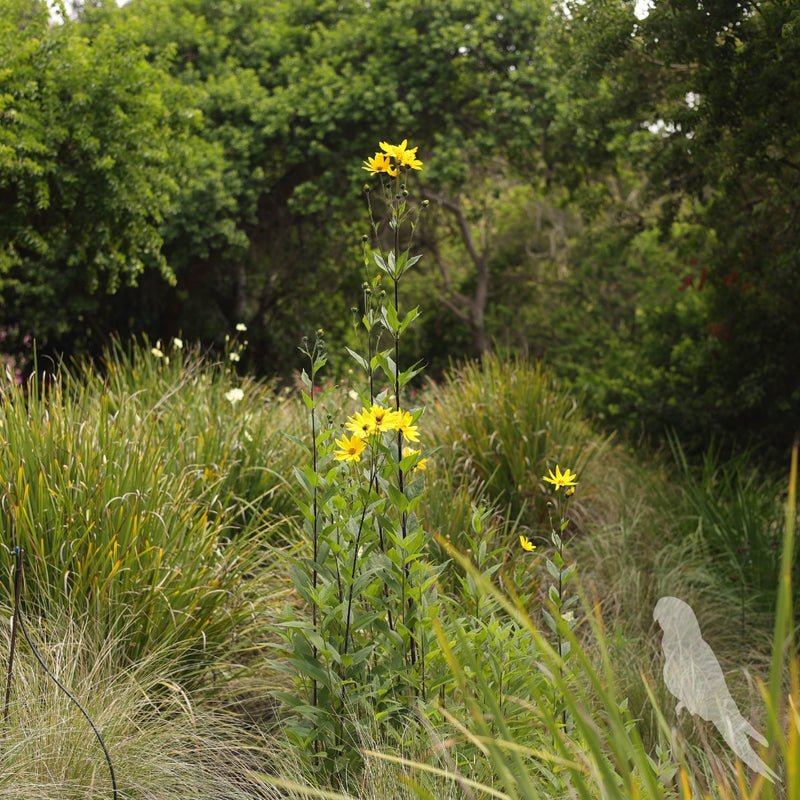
(225, 388), (244, 405)
(235, 323), (247, 332)
(151, 347), (164, 359)
(562, 611), (575, 624)
(229, 352), (241, 363)
(172, 337), (184, 350)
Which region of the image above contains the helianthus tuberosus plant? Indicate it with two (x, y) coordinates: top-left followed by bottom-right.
(274, 140), (438, 773)
(541, 465), (579, 731)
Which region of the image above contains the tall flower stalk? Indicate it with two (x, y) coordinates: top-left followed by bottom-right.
(541, 465), (579, 732)
(297, 331), (328, 715)
(277, 139), (434, 772)
(362, 140), (427, 665)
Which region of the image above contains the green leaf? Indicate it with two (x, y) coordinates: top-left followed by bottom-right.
(345, 346), (370, 372)
(545, 559), (562, 581)
(371, 350), (397, 383)
(547, 584), (561, 606)
(385, 483), (409, 513)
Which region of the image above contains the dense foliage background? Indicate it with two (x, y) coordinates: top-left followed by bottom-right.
(2, 0), (798, 459)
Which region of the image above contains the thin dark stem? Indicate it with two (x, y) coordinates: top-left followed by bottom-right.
(364, 283), (376, 403)
(557, 491), (570, 732)
(342, 463), (379, 659)
(393, 277), (401, 411)
(557, 535), (567, 732)
(12, 549), (117, 800)
(389, 187), (420, 671)
(420, 597), (426, 702)
(334, 525), (343, 604)
(392, 286), (418, 668)
(548, 502), (568, 735)
(376, 515), (395, 633)
(309, 356), (320, 713)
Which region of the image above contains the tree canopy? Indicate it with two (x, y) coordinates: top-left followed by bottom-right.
(1, 0), (798, 459)
(0, 0), (189, 356)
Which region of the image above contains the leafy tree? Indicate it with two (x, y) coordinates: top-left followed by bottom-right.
(539, 0), (800, 458)
(74, 0), (555, 375)
(0, 0), (191, 362)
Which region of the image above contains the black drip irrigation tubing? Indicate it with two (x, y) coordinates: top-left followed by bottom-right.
(4, 546), (118, 800)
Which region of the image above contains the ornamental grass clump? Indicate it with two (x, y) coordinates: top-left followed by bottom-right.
(0, 339), (292, 678)
(424, 354), (605, 533)
(0, 610), (293, 800)
(273, 140), (437, 773)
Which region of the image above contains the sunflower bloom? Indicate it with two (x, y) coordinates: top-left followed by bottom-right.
(368, 404), (402, 433)
(345, 409), (375, 438)
(362, 151), (398, 177)
(520, 534), (536, 552)
(395, 410), (420, 442)
(334, 433), (367, 462)
(378, 139), (423, 171)
(345, 405), (401, 437)
(543, 465), (578, 491)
